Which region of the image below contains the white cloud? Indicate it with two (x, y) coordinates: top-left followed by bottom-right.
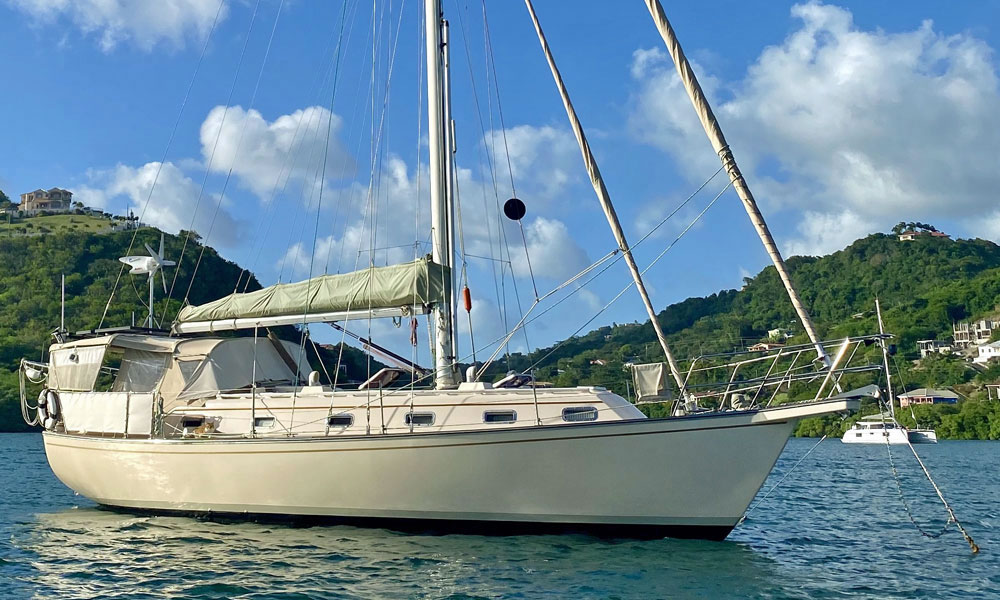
(484, 125), (582, 203)
(200, 105), (356, 202)
(968, 210), (1000, 245)
(8, 0), (227, 52)
(512, 216), (590, 282)
(629, 1), (1000, 250)
(74, 161), (242, 246)
(784, 210), (877, 256)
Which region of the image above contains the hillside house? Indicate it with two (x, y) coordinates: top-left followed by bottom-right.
(19, 188), (73, 215)
(917, 340), (953, 358)
(897, 388), (959, 407)
(987, 384), (1000, 402)
(975, 341), (1000, 365)
(748, 342), (784, 352)
(953, 319), (997, 348)
(767, 328), (792, 341)
(898, 230), (950, 241)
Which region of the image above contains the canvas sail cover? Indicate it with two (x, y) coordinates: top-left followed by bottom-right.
(176, 258), (449, 325)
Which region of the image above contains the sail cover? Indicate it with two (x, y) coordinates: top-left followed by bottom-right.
(176, 258), (449, 326)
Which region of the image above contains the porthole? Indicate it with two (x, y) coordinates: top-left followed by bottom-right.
(562, 406), (598, 422)
(404, 412), (435, 426)
(180, 417), (204, 428)
(483, 410), (517, 423)
(327, 414), (354, 427)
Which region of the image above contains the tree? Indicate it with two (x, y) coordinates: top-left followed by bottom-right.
(178, 229), (202, 244)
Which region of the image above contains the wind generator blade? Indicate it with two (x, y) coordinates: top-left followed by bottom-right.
(161, 269), (168, 294)
(144, 243), (162, 267)
(158, 233), (165, 261)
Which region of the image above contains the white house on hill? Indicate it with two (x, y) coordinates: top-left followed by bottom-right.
(975, 341), (1000, 365)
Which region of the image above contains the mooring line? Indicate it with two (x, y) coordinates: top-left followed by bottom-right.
(881, 412), (980, 554)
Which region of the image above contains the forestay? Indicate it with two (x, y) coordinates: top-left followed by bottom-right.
(173, 258), (450, 333)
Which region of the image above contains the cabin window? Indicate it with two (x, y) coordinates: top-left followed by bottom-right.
(327, 414), (354, 428)
(871, 423), (883, 430)
(562, 406), (598, 422)
(405, 412), (435, 426)
(181, 417), (204, 429)
(254, 417), (276, 429)
(484, 410), (517, 424)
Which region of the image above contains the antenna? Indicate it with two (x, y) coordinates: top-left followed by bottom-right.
(60, 273), (65, 334)
(119, 233), (176, 328)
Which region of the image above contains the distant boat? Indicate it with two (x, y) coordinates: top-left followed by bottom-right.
(841, 414), (937, 444)
(842, 298), (939, 445)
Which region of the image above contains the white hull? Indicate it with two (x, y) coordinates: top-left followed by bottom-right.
(907, 429), (938, 444)
(41, 399), (852, 540)
(842, 425), (938, 444)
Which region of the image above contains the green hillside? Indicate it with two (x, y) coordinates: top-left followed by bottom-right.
(0, 228), (375, 431)
(3, 227), (1000, 436)
(477, 232), (1000, 437)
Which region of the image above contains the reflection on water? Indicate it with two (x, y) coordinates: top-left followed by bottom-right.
(2, 434), (999, 599)
(9, 508), (791, 599)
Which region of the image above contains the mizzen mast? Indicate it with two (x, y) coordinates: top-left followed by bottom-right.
(643, 0), (832, 367)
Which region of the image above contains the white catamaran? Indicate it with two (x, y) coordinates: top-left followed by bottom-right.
(21, 0), (888, 540)
(842, 299), (938, 445)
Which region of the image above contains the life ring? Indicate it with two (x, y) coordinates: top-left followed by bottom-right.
(35, 389), (60, 429)
(36, 390), (49, 426)
(45, 389), (60, 419)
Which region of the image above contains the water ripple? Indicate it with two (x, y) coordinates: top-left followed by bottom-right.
(2, 434), (998, 599)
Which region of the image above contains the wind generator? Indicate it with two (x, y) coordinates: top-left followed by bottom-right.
(119, 233), (176, 328)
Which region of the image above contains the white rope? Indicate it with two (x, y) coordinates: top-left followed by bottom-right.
(737, 435), (827, 526)
(97, 0), (226, 329)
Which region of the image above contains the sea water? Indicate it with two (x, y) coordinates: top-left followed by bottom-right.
(1, 433), (997, 599)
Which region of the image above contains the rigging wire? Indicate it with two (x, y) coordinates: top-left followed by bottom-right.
(328, 0), (408, 389)
(175, 0), (266, 314)
(454, 4), (512, 366)
(482, 0), (539, 301)
(474, 169), (729, 378)
(235, 0), (360, 293)
(96, 0), (226, 330)
(161, 0), (285, 327)
(513, 179), (732, 377)
(288, 0), (354, 433)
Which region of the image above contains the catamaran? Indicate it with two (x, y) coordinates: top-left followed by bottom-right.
(841, 299), (938, 445)
(19, 0), (887, 540)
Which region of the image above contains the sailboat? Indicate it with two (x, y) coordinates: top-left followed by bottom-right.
(841, 299), (938, 445)
(20, 0), (887, 541)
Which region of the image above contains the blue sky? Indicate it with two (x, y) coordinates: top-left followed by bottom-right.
(1, 0), (999, 362)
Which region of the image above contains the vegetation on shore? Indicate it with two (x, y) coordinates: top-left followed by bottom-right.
(0, 227), (374, 431)
(2, 221), (999, 438)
